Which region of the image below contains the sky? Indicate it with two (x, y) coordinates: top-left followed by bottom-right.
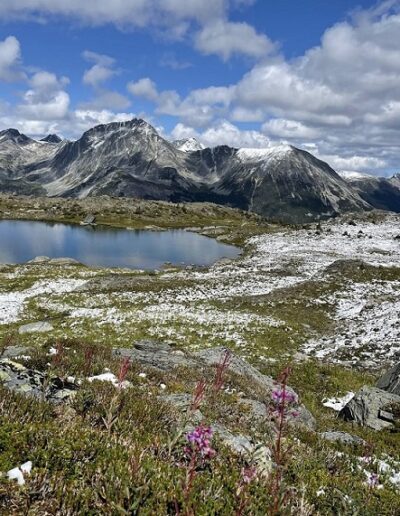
(0, 0), (399, 176)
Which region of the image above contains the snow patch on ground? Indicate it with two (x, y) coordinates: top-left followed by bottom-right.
(3, 216), (398, 360)
(0, 279), (87, 324)
(303, 280), (400, 366)
(88, 372), (130, 389)
(322, 392), (355, 411)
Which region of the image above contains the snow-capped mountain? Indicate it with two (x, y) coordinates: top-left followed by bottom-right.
(172, 137), (205, 152)
(340, 171), (400, 213)
(205, 144), (370, 221)
(0, 118), (390, 222)
(339, 171), (375, 181)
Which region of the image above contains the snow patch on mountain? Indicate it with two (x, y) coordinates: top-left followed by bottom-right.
(339, 171), (376, 181)
(236, 145), (292, 162)
(172, 137), (205, 152)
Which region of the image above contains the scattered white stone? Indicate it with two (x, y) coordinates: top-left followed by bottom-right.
(322, 392), (354, 411)
(304, 280), (400, 366)
(88, 372), (131, 389)
(0, 279), (87, 324)
(359, 456), (400, 489)
(7, 461), (32, 486)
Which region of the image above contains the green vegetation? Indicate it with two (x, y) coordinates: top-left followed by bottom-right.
(0, 196), (399, 513)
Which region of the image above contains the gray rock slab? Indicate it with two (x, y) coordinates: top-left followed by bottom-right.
(339, 386), (400, 431)
(376, 363), (400, 396)
(113, 340), (197, 372)
(211, 423), (253, 455)
(194, 347), (316, 430)
(19, 321), (54, 334)
(0, 359), (78, 403)
(82, 214), (96, 225)
(1, 345), (31, 359)
(320, 431), (366, 446)
(194, 347), (276, 392)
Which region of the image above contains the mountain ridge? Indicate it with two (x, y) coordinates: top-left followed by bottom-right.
(0, 118), (397, 222)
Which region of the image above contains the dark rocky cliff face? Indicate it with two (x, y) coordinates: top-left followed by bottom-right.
(40, 134), (62, 144)
(342, 175), (400, 213)
(0, 118), (382, 222)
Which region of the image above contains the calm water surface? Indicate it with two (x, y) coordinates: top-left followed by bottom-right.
(0, 220), (240, 269)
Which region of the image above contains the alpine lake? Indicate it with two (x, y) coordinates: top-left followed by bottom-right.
(0, 219), (240, 269)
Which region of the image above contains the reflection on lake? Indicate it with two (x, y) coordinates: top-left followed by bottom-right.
(0, 220), (240, 269)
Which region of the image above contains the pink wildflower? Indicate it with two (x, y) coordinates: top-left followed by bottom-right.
(186, 425), (216, 460)
(190, 379), (207, 411)
(117, 356), (131, 388)
(213, 349), (232, 392)
(272, 388), (297, 406)
(241, 466), (257, 485)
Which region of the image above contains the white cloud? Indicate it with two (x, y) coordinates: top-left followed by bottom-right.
(161, 0), (226, 24)
(195, 20), (275, 60)
(0, 36), (24, 81)
(83, 65), (114, 86)
(230, 107), (264, 122)
(0, 1), (272, 62)
(262, 119), (320, 140)
(29, 71), (69, 94)
(192, 5), (400, 172)
(0, 0), (241, 35)
(82, 50), (115, 67)
(128, 79), (234, 127)
(171, 120), (272, 148)
(317, 154), (388, 172)
(235, 61), (349, 116)
(127, 78), (159, 101)
(83, 50), (117, 87)
(17, 71), (70, 121)
(19, 90), (70, 121)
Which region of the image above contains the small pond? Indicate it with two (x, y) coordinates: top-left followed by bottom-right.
(0, 220), (240, 269)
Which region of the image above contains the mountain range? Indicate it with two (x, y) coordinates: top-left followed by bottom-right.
(0, 119), (398, 223)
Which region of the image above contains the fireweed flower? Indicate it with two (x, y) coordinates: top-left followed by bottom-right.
(272, 388), (297, 406)
(241, 466), (257, 485)
(185, 425), (216, 460)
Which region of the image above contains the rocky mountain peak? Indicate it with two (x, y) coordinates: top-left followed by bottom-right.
(173, 137), (205, 152)
(40, 134), (62, 144)
(84, 118), (155, 138)
(0, 128), (31, 145)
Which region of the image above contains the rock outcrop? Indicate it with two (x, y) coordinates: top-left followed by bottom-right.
(339, 386), (400, 430)
(0, 341), (315, 430)
(376, 363), (400, 396)
(0, 359), (78, 403)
